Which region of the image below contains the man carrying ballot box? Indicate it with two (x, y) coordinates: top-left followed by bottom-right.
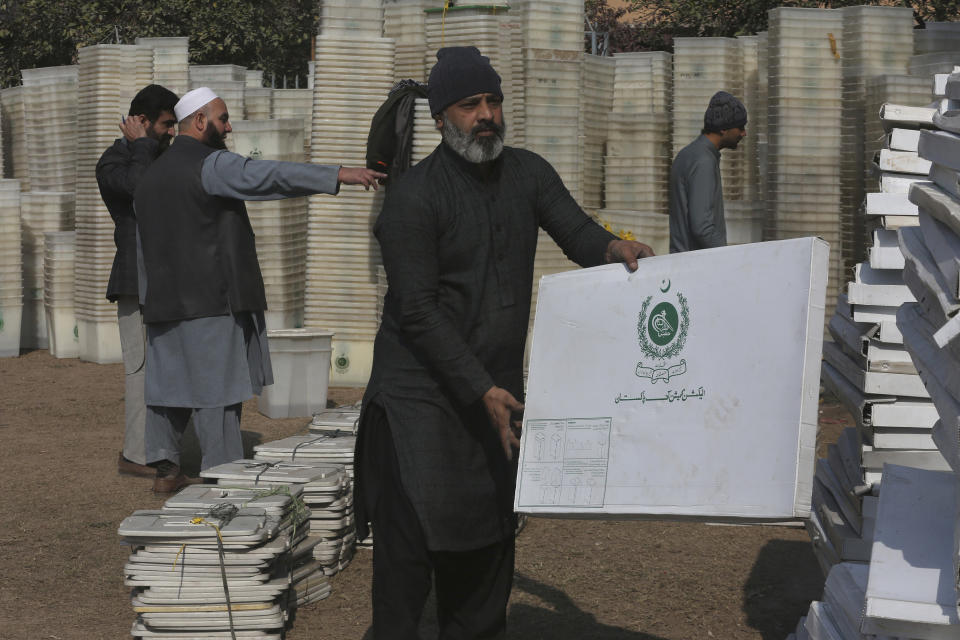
(354, 46), (654, 639)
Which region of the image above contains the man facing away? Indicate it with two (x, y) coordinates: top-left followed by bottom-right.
(668, 90), (747, 253)
(354, 46), (654, 639)
(134, 87), (384, 493)
(96, 84), (178, 478)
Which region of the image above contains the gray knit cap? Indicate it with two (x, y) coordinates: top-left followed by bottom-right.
(427, 46), (503, 116)
(703, 91), (747, 132)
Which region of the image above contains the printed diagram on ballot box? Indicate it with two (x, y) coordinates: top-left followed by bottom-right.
(517, 418), (611, 508)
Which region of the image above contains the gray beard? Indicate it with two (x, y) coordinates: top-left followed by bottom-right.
(441, 117), (506, 164)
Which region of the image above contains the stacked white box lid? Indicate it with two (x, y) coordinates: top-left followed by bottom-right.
(411, 97), (441, 164)
(74, 44), (153, 364)
(0, 86), (28, 190)
(20, 66), (78, 193)
(672, 37), (743, 203)
(839, 6), (914, 273)
(43, 231), (77, 359)
(189, 64), (246, 119)
(765, 8), (844, 318)
(424, 5), (521, 147)
(119, 483), (323, 638)
(863, 74), (932, 197)
(304, 33), (393, 347)
(579, 54), (614, 212)
(203, 459), (355, 578)
(19, 191), (74, 349)
(383, 0), (427, 81)
(136, 36), (189, 96)
(0, 180), (22, 357)
(228, 119), (308, 329)
(271, 89), (312, 158)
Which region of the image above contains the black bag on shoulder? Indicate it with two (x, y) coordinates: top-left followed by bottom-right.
(366, 79), (429, 185)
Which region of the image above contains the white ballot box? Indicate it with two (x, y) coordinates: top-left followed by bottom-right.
(515, 237), (829, 521)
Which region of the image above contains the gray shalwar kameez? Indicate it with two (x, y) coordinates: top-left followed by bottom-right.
(141, 150), (340, 470)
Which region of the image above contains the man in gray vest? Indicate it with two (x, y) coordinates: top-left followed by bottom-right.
(134, 87), (384, 493)
(668, 90), (747, 253)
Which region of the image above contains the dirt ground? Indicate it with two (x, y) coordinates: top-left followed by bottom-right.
(0, 350), (851, 640)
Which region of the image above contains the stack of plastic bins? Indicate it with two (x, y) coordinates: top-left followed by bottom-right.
(0, 180), (22, 357)
(580, 54), (615, 213)
(245, 69), (263, 88)
(272, 88), (313, 158)
(305, 8), (393, 387)
(411, 97), (441, 164)
(43, 231), (77, 358)
(74, 44), (153, 364)
(188, 64), (245, 116)
(21, 66), (78, 193)
(766, 8), (844, 325)
(914, 21), (960, 55)
(864, 75), (934, 195)
(672, 37), (743, 203)
(737, 35), (762, 205)
(725, 201), (764, 245)
(227, 119), (308, 330)
(136, 37), (189, 96)
(756, 32), (770, 214)
(424, 4), (519, 146)
(0, 86), (28, 189)
(383, 0), (427, 82)
(598, 209), (669, 257)
(19, 192), (74, 349)
(603, 114), (671, 212)
(519, 0), (584, 52)
(840, 6), (914, 270)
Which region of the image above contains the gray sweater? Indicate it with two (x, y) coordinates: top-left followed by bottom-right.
(668, 134), (727, 253)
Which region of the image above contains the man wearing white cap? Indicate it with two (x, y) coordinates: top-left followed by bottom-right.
(134, 87), (384, 492)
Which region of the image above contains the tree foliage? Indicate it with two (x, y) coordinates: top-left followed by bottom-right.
(0, 0), (318, 88)
(586, 0), (960, 53)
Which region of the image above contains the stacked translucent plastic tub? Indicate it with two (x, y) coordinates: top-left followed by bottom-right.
(756, 32), (769, 211)
(304, 0), (392, 385)
(74, 44), (153, 364)
(228, 119), (308, 330)
(43, 231), (77, 358)
(136, 37), (189, 96)
(0, 86), (28, 189)
(0, 180), (22, 357)
(766, 8), (845, 318)
(19, 191), (74, 349)
(840, 6), (913, 269)
(580, 54), (615, 212)
(272, 89), (313, 158)
(672, 37), (744, 202)
(383, 0), (427, 81)
(515, 0), (583, 52)
(411, 97), (441, 164)
(21, 66), (78, 193)
(188, 64), (245, 117)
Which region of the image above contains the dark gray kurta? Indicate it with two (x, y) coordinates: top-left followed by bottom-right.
(359, 142), (618, 551)
(668, 134), (727, 253)
(141, 149), (340, 408)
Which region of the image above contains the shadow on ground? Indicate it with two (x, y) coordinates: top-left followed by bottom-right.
(743, 538), (824, 639)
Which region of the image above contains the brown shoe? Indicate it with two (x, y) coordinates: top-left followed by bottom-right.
(118, 452), (155, 478)
(152, 460), (202, 494)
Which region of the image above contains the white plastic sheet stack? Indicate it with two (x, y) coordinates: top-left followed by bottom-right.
(203, 460), (355, 578)
(19, 191), (74, 349)
(20, 66), (78, 193)
(0, 180), (22, 357)
(0, 86), (28, 189)
(411, 97), (441, 164)
(119, 483), (322, 638)
(786, 562), (870, 640)
(74, 44), (153, 364)
(383, 0), (426, 82)
(579, 54), (614, 212)
(304, 5), (394, 385)
(839, 7), (914, 271)
(228, 119), (308, 329)
(136, 37), (189, 96)
(765, 8), (845, 320)
(43, 231), (77, 359)
(672, 37), (744, 202)
(189, 64), (246, 116)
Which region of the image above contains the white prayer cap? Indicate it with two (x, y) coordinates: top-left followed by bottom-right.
(174, 87), (219, 121)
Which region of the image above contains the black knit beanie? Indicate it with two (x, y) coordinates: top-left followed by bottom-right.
(427, 46), (503, 116)
(703, 91), (748, 132)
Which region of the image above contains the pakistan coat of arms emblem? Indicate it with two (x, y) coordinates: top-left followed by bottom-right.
(635, 279), (690, 383)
